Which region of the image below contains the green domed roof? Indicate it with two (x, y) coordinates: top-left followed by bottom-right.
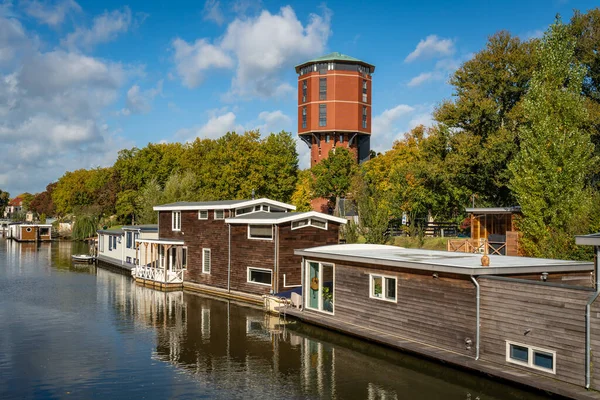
(295, 52), (375, 73)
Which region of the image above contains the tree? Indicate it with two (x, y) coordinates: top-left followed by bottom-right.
(29, 183), (57, 217)
(290, 170), (314, 212)
(260, 131), (298, 202)
(508, 20), (596, 259)
(115, 190), (138, 224)
(311, 148), (357, 205)
(0, 189), (9, 216)
(136, 179), (163, 224)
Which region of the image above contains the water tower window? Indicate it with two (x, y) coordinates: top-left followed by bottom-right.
(319, 104), (327, 127)
(339, 134), (344, 143)
(325, 134), (330, 143)
(319, 78), (327, 100)
(363, 80), (368, 102)
(363, 106), (367, 129)
(302, 107), (307, 129)
(302, 80), (307, 102)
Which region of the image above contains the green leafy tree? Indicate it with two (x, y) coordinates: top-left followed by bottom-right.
(136, 179), (163, 224)
(509, 20), (596, 259)
(260, 131), (298, 202)
(311, 148), (357, 207)
(290, 169), (314, 212)
(115, 190), (138, 224)
(0, 190), (10, 216)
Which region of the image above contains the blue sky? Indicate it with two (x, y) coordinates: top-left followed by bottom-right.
(0, 0), (597, 195)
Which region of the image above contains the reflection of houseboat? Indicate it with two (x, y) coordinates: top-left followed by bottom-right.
(7, 223), (52, 242)
(286, 241), (600, 398)
(448, 206), (522, 256)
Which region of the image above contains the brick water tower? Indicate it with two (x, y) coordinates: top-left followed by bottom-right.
(295, 52), (375, 211)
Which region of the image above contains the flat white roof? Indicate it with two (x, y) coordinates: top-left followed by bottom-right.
(225, 211), (347, 225)
(295, 244), (593, 275)
(153, 198), (295, 211)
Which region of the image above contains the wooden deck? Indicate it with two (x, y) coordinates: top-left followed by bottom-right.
(281, 307), (600, 400)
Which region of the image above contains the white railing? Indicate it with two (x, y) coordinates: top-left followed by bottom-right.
(133, 266), (184, 284)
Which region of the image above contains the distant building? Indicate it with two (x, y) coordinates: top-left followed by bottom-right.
(296, 52), (375, 212)
(4, 196), (23, 218)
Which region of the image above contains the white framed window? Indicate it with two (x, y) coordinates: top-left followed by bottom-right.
(236, 206), (254, 216)
(182, 247), (188, 269)
(248, 225), (273, 240)
(247, 267), (272, 286)
(291, 218), (328, 230)
(198, 210), (208, 220)
(369, 274), (397, 302)
(305, 260), (335, 314)
(202, 248), (211, 274)
(214, 210), (224, 219)
(172, 211), (181, 231)
(506, 341), (556, 374)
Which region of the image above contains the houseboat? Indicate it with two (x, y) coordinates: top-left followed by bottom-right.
(448, 206), (522, 256)
(97, 225), (158, 272)
(133, 198), (346, 298)
(284, 241), (600, 397)
(7, 223), (52, 242)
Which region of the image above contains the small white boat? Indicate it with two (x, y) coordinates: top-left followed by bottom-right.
(72, 254), (96, 263)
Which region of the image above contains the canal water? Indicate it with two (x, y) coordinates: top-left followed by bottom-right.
(0, 239), (548, 399)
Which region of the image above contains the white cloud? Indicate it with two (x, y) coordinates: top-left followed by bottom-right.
(203, 0), (224, 25)
(0, 15), (29, 64)
(371, 104), (415, 151)
(405, 35), (455, 63)
(120, 80), (163, 115)
(172, 38), (234, 88)
(176, 111), (244, 141)
(22, 0), (81, 27)
(407, 72), (441, 87)
(0, 15), (133, 195)
(62, 6), (133, 50)
(221, 6), (331, 97)
(255, 110), (292, 134)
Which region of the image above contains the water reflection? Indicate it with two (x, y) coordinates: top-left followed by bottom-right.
(101, 270), (545, 400)
(0, 239), (547, 400)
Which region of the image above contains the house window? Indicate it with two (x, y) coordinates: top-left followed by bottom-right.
(172, 211), (181, 231)
(302, 80), (307, 102)
(198, 210), (208, 220)
(214, 210), (224, 219)
(202, 248), (211, 274)
(291, 218), (327, 230)
(182, 247), (188, 269)
(126, 256), (131, 264)
(506, 341), (556, 374)
(99, 235), (104, 252)
(113, 236), (118, 250)
(319, 104), (326, 127)
(236, 206), (254, 216)
(247, 267), (272, 286)
(306, 261), (335, 314)
(40, 227), (49, 236)
(248, 225), (273, 240)
(319, 78), (327, 100)
(370, 274), (397, 302)
(339, 134), (344, 143)
(126, 232), (133, 249)
(302, 107), (307, 129)
(362, 79), (367, 102)
(362, 106), (368, 129)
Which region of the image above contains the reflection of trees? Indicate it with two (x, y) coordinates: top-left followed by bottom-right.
(94, 268), (544, 400)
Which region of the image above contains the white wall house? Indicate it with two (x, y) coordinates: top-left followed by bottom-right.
(97, 225), (158, 269)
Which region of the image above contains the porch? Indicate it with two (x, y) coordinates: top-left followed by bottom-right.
(134, 238), (187, 290)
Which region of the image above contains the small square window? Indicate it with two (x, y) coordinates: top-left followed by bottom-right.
(248, 225), (273, 240)
(510, 344), (529, 363)
(534, 351), (554, 370)
(370, 274), (397, 302)
(198, 210), (208, 220)
(214, 210), (224, 219)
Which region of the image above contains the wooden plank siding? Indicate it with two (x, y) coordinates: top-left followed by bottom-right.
(478, 277), (593, 386)
(505, 270), (594, 288)
(304, 259), (477, 357)
(278, 223), (340, 291)
(229, 224), (275, 296)
(159, 210), (233, 289)
(590, 299), (600, 391)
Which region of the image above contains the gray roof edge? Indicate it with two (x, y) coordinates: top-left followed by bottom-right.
(293, 250), (593, 276)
